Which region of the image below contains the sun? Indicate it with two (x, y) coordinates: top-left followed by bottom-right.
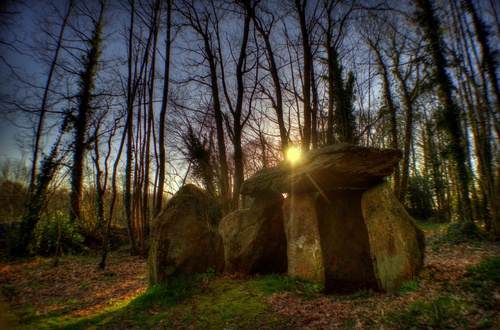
(287, 148), (301, 164)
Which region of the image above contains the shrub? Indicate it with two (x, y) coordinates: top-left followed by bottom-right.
(444, 221), (481, 244)
(33, 211), (85, 255)
(405, 176), (436, 221)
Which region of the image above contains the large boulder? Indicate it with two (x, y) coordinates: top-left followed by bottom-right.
(241, 143), (402, 197)
(148, 184), (224, 285)
(283, 192), (324, 285)
(361, 181), (424, 293)
(219, 191), (287, 274)
(317, 189), (378, 292)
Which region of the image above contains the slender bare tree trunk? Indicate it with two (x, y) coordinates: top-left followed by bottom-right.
(253, 13), (289, 155)
(368, 40), (400, 196)
(30, 0), (74, 195)
(155, 0), (171, 218)
(295, 0), (312, 153)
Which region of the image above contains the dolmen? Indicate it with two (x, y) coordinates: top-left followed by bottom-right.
(149, 143), (425, 293)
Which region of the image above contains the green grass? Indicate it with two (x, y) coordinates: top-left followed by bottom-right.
(248, 273), (324, 298)
(385, 296), (470, 328)
(417, 222), (448, 231)
(462, 256), (500, 311)
(6, 254), (498, 329)
(466, 256), (500, 284)
(387, 257), (500, 329)
(131, 273), (202, 308)
(398, 277), (420, 293)
(176, 279), (280, 329)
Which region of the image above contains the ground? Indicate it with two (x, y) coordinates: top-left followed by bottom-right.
(0, 224), (499, 329)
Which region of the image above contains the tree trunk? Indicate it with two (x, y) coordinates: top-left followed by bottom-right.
(253, 15), (289, 156)
(154, 0), (171, 218)
(370, 41), (400, 196)
(414, 0), (472, 221)
(30, 0), (74, 196)
(231, 0), (254, 209)
(295, 0), (312, 153)
(70, 2), (105, 224)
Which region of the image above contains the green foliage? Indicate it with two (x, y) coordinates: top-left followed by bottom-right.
(12, 147), (61, 257)
(250, 274), (324, 297)
(33, 211), (85, 256)
(386, 296), (469, 328)
(199, 266), (216, 283)
(250, 274), (300, 295)
(417, 222), (447, 231)
(444, 221), (481, 243)
(132, 273), (202, 309)
(429, 221), (482, 249)
(399, 277), (420, 293)
(330, 49), (357, 143)
(182, 126), (217, 197)
(463, 257), (500, 310)
(406, 176), (436, 220)
(467, 256), (500, 284)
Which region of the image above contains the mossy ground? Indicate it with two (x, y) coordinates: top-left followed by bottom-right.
(1, 223), (499, 329)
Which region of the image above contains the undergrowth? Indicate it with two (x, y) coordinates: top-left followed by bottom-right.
(250, 273), (324, 297)
(427, 221), (484, 250)
(386, 296), (470, 328)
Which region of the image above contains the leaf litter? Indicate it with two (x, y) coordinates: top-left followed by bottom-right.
(1, 230), (499, 329)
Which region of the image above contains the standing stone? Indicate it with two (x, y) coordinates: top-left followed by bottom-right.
(283, 192), (324, 285)
(219, 191), (287, 274)
(148, 184), (224, 285)
(361, 181), (424, 293)
(317, 189), (378, 292)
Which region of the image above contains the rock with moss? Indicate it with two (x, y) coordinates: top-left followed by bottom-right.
(219, 191), (287, 274)
(283, 192), (325, 285)
(148, 184), (224, 285)
(241, 143), (402, 197)
(361, 181), (424, 293)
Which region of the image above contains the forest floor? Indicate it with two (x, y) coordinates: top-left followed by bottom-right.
(0, 224), (499, 329)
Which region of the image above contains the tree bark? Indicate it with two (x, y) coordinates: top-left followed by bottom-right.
(155, 0), (171, 218)
(70, 2), (105, 224)
(253, 13), (289, 155)
(295, 0), (312, 153)
(30, 0), (74, 196)
(414, 0), (473, 221)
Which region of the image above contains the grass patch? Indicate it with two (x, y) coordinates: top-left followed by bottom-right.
(248, 274), (299, 295)
(386, 296), (469, 328)
(176, 279), (280, 329)
(417, 222), (448, 231)
(398, 277), (420, 293)
(463, 256), (500, 311)
(248, 273), (324, 298)
(131, 273), (202, 309)
(466, 256), (500, 284)
(426, 221), (485, 250)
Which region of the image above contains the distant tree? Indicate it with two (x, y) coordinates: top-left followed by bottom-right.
(320, 0), (356, 145)
(330, 49), (356, 144)
(13, 138), (64, 256)
(364, 28), (401, 194)
(414, 0), (473, 221)
(176, 0), (231, 215)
